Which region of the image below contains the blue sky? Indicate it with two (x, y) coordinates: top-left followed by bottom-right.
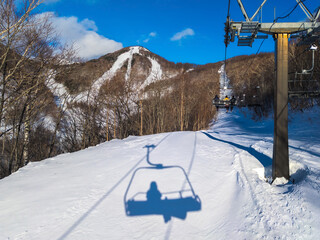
(40, 0), (320, 64)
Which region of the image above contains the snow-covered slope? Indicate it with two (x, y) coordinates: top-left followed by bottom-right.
(47, 46), (177, 104)
(1, 108), (320, 239)
(218, 64), (232, 98)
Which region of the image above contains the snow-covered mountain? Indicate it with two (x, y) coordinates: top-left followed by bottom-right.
(1, 108), (319, 239)
(47, 46), (190, 104)
(34, 46), (222, 160)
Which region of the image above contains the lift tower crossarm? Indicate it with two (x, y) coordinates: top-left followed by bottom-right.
(225, 0), (320, 181)
(229, 22), (320, 36)
(296, 0), (315, 22)
(259, 22), (320, 34)
(236, 0), (269, 22)
(250, 0), (268, 21)
(237, 0), (250, 22)
(315, 8), (320, 22)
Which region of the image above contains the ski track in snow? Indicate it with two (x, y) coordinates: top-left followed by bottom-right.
(208, 111), (318, 239)
(1, 109), (320, 239)
(234, 150), (312, 239)
(56, 132), (173, 240)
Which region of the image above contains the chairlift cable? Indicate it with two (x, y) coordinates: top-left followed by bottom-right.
(274, 0), (307, 22)
(227, 0), (231, 18)
(214, 39), (266, 108)
(236, 0), (305, 90)
(223, 0), (231, 94)
(240, 39), (266, 79)
(224, 0), (231, 67)
(268, 0), (307, 33)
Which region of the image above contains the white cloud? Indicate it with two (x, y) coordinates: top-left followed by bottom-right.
(80, 18), (98, 32)
(139, 32), (157, 43)
(170, 28), (195, 41)
(43, 12), (123, 59)
(74, 32), (122, 59)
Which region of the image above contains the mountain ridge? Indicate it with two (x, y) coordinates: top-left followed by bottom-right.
(51, 46), (216, 99)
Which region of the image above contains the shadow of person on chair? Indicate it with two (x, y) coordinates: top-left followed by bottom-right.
(147, 181), (162, 202)
(126, 180), (201, 223)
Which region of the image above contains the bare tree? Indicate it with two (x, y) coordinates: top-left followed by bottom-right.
(0, 0), (76, 177)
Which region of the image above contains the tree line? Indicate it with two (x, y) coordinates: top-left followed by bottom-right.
(0, 0), (74, 178)
(226, 40), (320, 118)
(1, 0), (318, 179)
(0, 0), (219, 179)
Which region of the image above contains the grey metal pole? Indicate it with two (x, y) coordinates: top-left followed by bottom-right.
(272, 33), (290, 180)
(236, 0), (250, 22)
(250, 0), (267, 21)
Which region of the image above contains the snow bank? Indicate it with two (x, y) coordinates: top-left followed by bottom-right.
(0, 107), (319, 239)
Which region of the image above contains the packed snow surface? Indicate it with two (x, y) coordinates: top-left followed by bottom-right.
(1, 108), (320, 239)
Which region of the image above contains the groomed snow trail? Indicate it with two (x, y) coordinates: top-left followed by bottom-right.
(0, 109), (319, 239)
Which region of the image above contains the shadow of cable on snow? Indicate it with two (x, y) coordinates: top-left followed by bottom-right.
(57, 133), (172, 240)
(202, 131), (272, 177)
(289, 145), (320, 159)
(164, 132), (198, 239)
(182, 132), (197, 189)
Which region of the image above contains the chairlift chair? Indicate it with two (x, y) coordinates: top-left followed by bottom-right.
(212, 93), (235, 109)
(212, 93), (261, 109)
(289, 44), (320, 98)
(246, 95), (262, 107)
(212, 98), (231, 108)
(124, 145), (201, 222)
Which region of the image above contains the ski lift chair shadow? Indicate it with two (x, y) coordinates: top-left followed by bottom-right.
(124, 145), (201, 223)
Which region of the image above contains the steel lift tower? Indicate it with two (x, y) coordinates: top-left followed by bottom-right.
(225, 0), (320, 180)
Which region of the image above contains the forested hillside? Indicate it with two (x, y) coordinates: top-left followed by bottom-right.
(45, 46), (221, 157)
(226, 52), (275, 117)
(226, 40), (320, 118)
(1, 1), (319, 179)
(0, 0), (76, 178)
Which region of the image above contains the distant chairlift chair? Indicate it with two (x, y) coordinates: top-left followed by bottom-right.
(289, 44), (320, 98)
(212, 99), (231, 108)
